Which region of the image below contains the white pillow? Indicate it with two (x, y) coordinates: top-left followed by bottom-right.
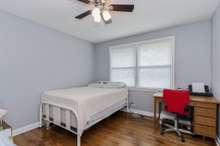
(103, 82), (126, 88)
(88, 83), (103, 88)
(88, 81), (126, 88)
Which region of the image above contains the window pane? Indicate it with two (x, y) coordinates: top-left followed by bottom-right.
(111, 68), (135, 86)
(110, 46), (136, 68)
(138, 67), (171, 88)
(138, 39), (172, 66)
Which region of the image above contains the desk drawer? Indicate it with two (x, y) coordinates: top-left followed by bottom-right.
(194, 125), (216, 138)
(194, 102), (216, 109)
(194, 116), (216, 126)
(194, 107), (216, 118)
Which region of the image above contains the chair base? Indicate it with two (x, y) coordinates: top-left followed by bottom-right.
(160, 119), (186, 142)
(162, 122), (194, 135)
(160, 125), (185, 142)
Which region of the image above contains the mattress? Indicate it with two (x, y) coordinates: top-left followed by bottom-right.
(41, 87), (128, 133)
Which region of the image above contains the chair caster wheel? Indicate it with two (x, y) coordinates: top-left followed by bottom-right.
(160, 130), (164, 135)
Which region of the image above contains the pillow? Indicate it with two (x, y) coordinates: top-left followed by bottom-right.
(88, 83), (104, 88)
(88, 81), (126, 88)
(103, 82), (126, 88)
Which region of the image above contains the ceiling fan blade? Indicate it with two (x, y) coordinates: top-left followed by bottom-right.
(111, 4), (134, 12)
(75, 10), (91, 19)
(78, 0), (90, 4)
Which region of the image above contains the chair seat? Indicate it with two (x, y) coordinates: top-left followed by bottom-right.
(160, 111), (192, 125)
(179, 119), (192, 126)
(160, 111), (176, 121)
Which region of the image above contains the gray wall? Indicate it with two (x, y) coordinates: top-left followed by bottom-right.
(0, 8), (215, 130)
(212, 3), (220, 136)
(95, 21), (212, 113)
(0, 11), (95, 129)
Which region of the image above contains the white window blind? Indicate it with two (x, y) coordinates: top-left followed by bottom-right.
(110, 46), (136, 86)
(110, 37), (174, 89)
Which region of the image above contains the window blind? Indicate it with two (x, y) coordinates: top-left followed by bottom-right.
(110, 37), (174, 89)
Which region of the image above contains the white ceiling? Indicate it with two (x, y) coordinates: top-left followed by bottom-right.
(0, 0), (219, 43)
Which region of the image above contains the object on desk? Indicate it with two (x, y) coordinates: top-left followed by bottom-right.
(191, 82), (205, 93)
(188, 84), (213, 97)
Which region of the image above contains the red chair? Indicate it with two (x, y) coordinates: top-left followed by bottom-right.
(160, 89), (191, 142)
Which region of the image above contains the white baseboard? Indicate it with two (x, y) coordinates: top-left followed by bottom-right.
(128, 108), (154, 117)
(216, 136), (220, 146)
(13, 122), (41, 136)
(11, 109), (153, 136)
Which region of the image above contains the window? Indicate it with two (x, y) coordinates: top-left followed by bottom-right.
(110, 37), (174, 89)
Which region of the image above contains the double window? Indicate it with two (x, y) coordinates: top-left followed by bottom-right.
(110, 37), (175, 89)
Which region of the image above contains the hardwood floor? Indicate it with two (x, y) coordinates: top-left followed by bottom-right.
(14, 111), (215, 146)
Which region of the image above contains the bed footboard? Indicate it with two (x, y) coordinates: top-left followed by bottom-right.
(41, 103), (81, 146)
(40, 97), (128, 146)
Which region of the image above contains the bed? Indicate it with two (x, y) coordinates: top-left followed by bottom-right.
(40, 83), (128, 146)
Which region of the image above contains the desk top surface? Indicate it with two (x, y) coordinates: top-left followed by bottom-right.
(154, 92), (219, 104)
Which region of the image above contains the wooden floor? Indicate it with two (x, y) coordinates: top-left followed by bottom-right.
(14, 111), (215, 146)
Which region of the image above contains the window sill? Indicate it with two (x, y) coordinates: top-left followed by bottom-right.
(128, 87), (162, 92)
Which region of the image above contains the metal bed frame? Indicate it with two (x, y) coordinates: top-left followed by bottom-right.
(40, 98), (128, 146)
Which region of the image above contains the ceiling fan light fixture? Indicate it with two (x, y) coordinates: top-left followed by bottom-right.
(102, 10), (111, 21)
(101, 0), (106, 4)
(94, 15), (101, 23)
(75, 0), (134, 24)
(92, 7), (101, 23)
(92, 7), (100, 17)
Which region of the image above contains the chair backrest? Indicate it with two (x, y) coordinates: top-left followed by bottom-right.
(163, 89), (190, 115)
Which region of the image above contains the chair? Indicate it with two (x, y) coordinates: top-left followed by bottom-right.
(160, 89), (192, 142)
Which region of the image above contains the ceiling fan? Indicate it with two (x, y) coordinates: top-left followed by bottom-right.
(75, 0), (134, 24)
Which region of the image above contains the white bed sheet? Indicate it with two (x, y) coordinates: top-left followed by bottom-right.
(41, 87), (128, 134)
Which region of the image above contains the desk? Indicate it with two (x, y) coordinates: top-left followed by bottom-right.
(153, 93), (219, 139)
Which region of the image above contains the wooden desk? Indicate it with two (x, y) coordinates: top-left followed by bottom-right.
(153, 93), (219, 139)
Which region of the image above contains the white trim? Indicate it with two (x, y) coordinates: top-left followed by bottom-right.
(216, 136), (220, 146)
(128, 87), (162, 92)
(13, 122), (40, 136)
(134, 44), (139, 88)
(11, 109), (153, 137)
(171, 36), (176, 89)
(109, 36), (175, 49)
(129, 108), (154, 117)
(109, 47), (112, 81)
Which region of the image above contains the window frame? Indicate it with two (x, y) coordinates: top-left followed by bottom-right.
(109, 36), (175, 90)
